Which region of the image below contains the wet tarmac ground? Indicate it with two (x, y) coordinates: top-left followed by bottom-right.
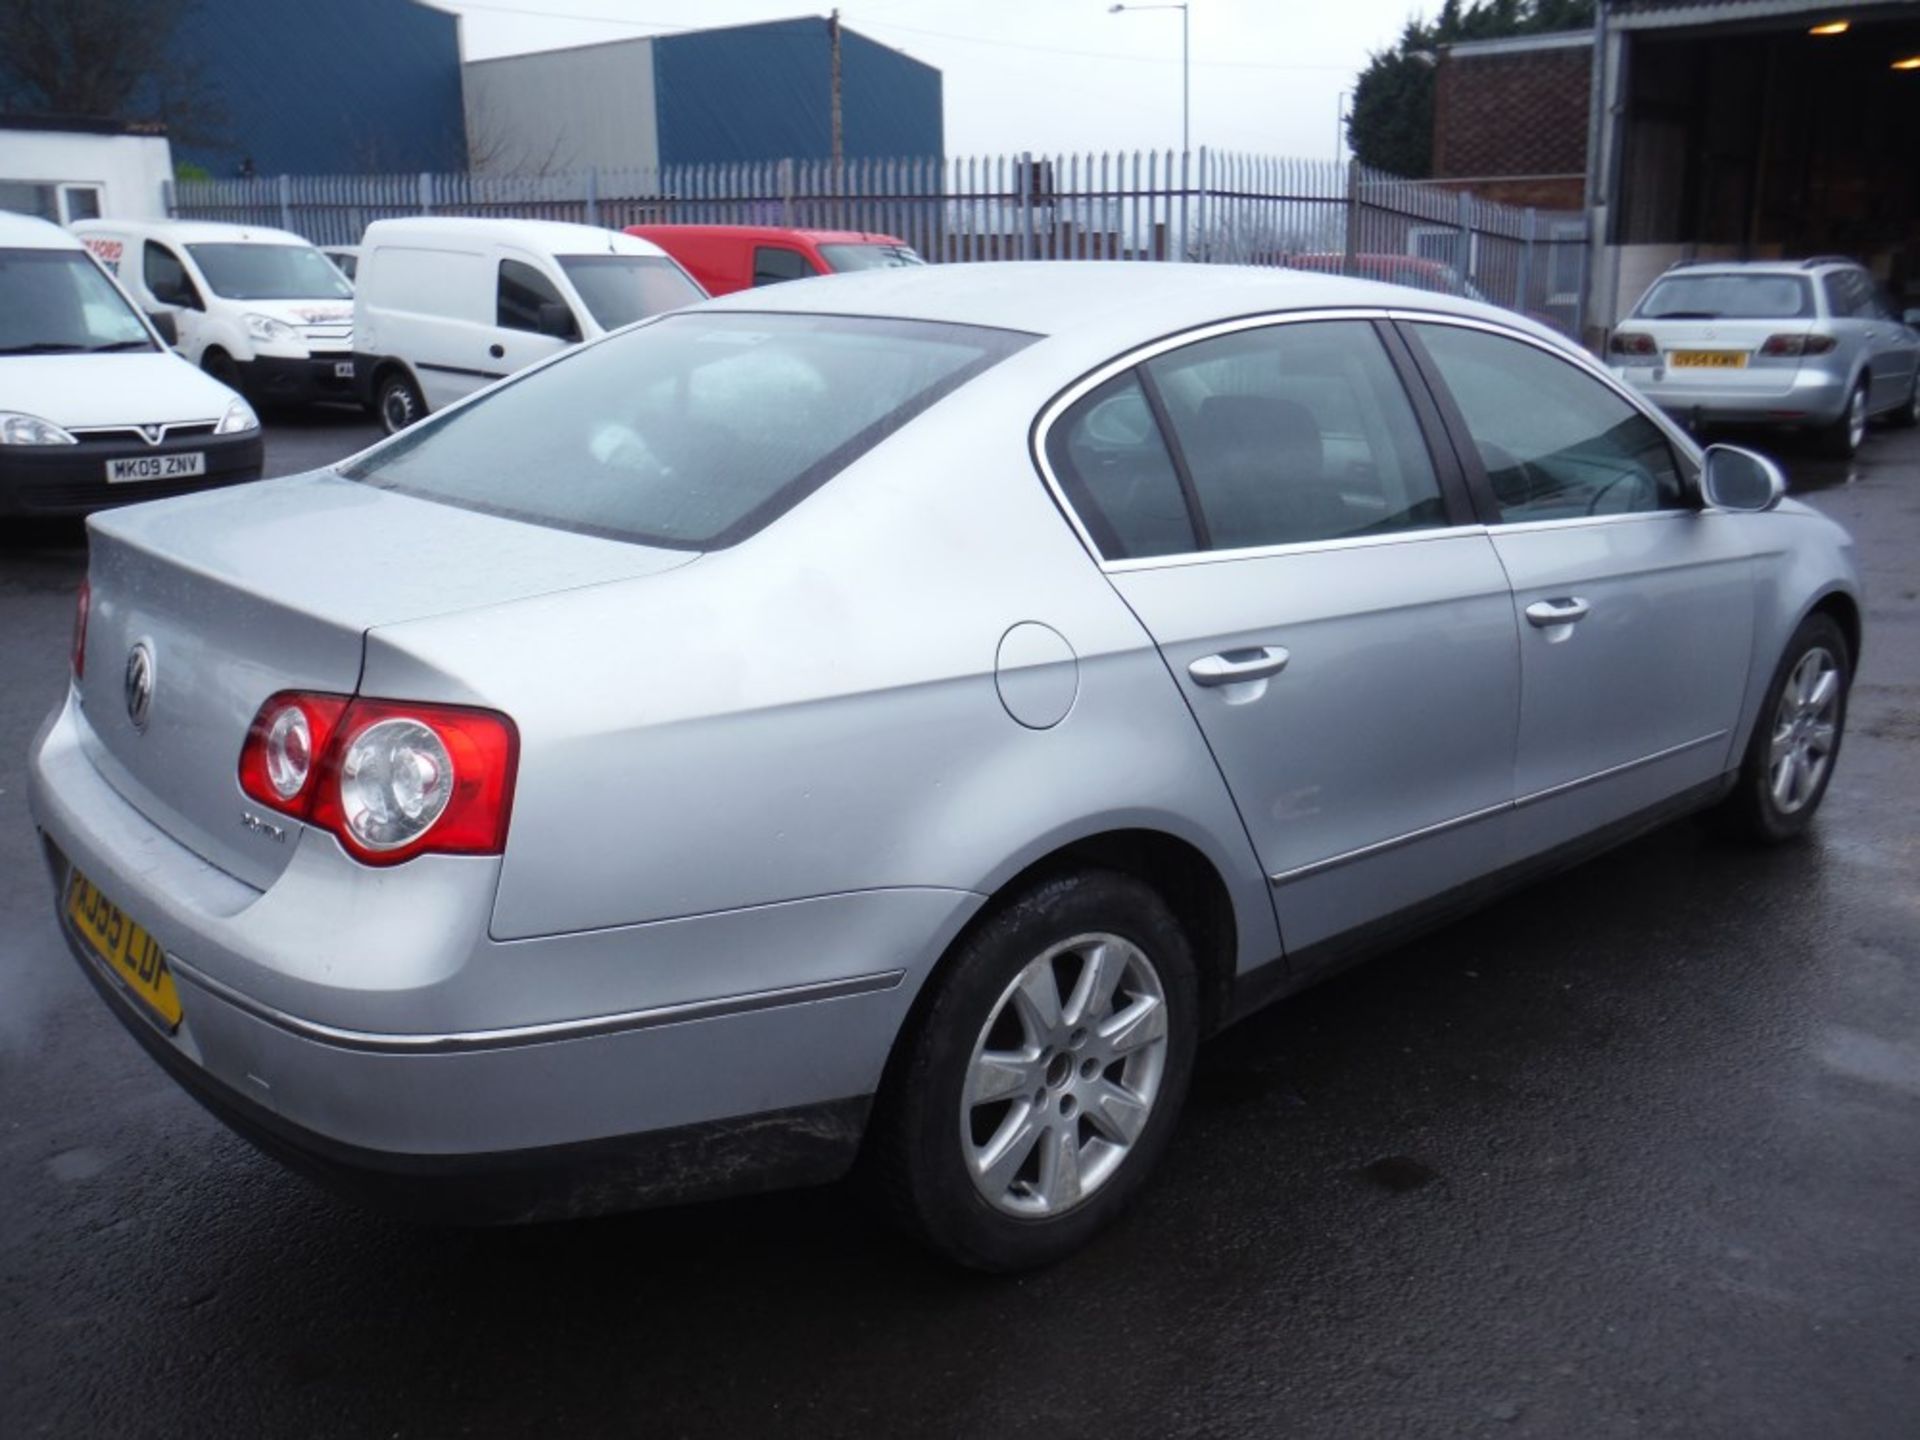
(2, 413), (1916, 1438)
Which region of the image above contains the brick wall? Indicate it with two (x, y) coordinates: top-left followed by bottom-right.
(1424, 175), (1587, 210)
(1432, 42), (1592, 184)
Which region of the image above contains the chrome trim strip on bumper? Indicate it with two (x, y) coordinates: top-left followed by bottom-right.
(1269, 731), (1729, 886)
(166, 961), (907, 1055)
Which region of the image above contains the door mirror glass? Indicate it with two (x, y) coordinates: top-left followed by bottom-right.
(148, 311), (178, 346)
(1700, 444), (1785, 513)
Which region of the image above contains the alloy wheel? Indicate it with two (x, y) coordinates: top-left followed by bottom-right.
(1768, 645), (1841, 815)
(961, 932), (1169, 1218)
(1846, 385), (1868, 452)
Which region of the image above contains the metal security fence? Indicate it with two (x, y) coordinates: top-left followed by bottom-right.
(172, 152), (1588, 336)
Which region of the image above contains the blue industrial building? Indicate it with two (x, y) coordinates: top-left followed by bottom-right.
(1, 0), (466, 177)
(463, 17), (943, 174)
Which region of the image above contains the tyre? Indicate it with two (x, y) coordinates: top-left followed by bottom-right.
(376, 369), (426, 434)
(1817, 381), (1868, 458)
(1718, 612), (1851, 842)
(200, 348), (242, 390)
(871, 869), (1199, 1271)
(1890, 374), (1920, 430)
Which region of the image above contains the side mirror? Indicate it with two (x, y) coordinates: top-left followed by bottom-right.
(1701, 444), (1786, 513)
(537, 301), (579, 341)
(149, 311), (178, 346)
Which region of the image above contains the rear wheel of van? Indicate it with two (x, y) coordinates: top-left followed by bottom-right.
(376, 370), (426, 434)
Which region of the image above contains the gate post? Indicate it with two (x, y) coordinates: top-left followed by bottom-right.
(277, 173), (294, 234)
(1341, 159), (1361, 278)
(1455, 189), (1472, 295)
(1018, 151), (1033, 261)
(585, 167), (600, 227)
(1517, 207), (1537, 312)
(418, 172), (434, 215)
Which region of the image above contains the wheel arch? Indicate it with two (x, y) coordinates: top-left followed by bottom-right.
(877, 826), (1245, 1113)
(369, 356), (422, 397)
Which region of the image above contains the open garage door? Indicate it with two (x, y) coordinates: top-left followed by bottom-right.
(1605, 2), (1920, 320)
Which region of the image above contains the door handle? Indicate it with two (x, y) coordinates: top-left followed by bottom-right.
(1525, 597), (1591, 627)
(1189, 646), (1290, 687)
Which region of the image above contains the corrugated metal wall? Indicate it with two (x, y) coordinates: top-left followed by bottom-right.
(170, 0), (466, 177)
(839, 28), (944, 163)
(651, 18), (941, 166)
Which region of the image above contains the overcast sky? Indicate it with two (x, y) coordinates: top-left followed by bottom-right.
(431, 0), (1435, 160)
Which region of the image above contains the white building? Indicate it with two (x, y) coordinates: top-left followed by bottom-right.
(0, 116), (175, 225)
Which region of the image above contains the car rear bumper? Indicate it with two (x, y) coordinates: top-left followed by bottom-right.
(27, 696), (976, 1221)
(1613, 364), (1850, 427)
(0, 430), (263, 516)
(239, 352), (358, 405)
(52, 923), (871, 1223)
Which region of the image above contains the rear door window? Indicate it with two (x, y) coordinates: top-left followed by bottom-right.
(1144, 320), (1448, 551)
(343, 312), (1032, 549)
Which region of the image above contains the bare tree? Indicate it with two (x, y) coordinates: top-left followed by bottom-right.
(0, 0), (224, 144)
(463, 87), (580, 178)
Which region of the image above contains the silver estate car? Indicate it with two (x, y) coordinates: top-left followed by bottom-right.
(30, 264), (1861, 1271)
(1609, 258), (1920, 457)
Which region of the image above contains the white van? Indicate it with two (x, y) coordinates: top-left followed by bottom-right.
(352, 217), (705, 432)
(69, 218), (356, 407)
(0, 212), (261, 516)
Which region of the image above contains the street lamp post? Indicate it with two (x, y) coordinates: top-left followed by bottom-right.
(1109, 2), (1190, 154)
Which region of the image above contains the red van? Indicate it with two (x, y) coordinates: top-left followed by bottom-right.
(622, 225), (923, 296)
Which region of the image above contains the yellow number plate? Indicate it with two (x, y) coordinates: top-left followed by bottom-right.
(65, 868), (181, 1030)
(1670, 350), (1748, 369)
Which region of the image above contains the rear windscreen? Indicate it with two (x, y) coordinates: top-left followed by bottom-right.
(1636, 273), (1812, 320)
(341, 311), (1032, 548)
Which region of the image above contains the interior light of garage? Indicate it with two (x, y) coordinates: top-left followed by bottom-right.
(1807, 20), (1849, 35)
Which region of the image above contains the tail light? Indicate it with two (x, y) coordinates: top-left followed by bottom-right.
(1609, 331), (1658, 358)
(70, 578), (90, 681)
(239, 692), (518, 866)
(1759, 333), (1837, 357)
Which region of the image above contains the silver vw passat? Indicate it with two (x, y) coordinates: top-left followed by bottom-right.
(30, 264), (1861, 1270)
